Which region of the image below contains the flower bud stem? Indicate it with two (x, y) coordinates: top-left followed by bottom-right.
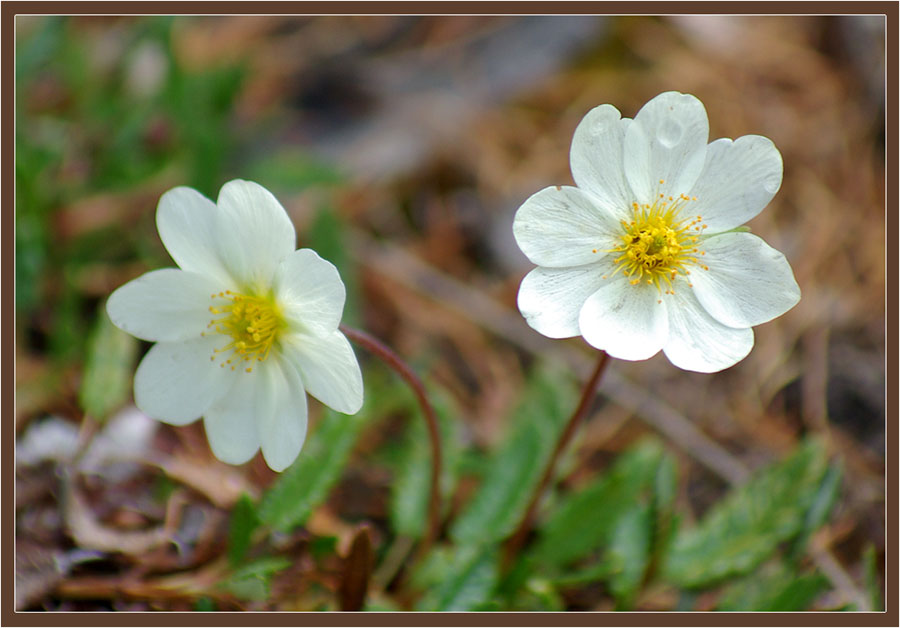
(340, 324), (443, 558)
(503, 350), (611, 568)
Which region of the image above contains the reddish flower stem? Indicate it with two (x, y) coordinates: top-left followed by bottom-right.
(503, 350), (611, 567)
(340, 324), (442, 556)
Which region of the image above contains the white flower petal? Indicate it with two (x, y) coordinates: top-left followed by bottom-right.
(274, 249), (346, 335)
(624, 92), (709, 204)
(281, 330), (363, 415)
(663, 286), (755, 372)
(215, 180), (297, 290)
(691, 232), (801, 328)
(570, 105), (633, 219)
(517, 262), (613, 339)
(257, 357), (309, 472)
(134, 336), (236, 426)
(106, 269), (225, 342)
(156, 187), (235, 287)
(512, 186), (622, 268)
(578, 278), (669, 360)
(202, 368), (262, 465)
(688, 135), (783, 232)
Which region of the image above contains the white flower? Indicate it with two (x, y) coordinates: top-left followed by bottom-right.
(513, 92), (800, 373)
(107, 180), (364, 471)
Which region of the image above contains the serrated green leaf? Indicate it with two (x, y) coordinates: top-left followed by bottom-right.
(78, 305), (138, 420)
(716, 561), (829, 611)
(449, 368), (575, 545)
(532, 439), (666, 569)
(663, 439), (829, 588)
(227, 494), (259, 567)
(257, 407), (371, 533)
(414, 545), (499, 611)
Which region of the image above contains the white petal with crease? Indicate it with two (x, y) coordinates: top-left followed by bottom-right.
(257, 357), (308, 472)
(274, 249), (346, 334)
(570, 105), (633, 219)
(624, 92), (709, 205)
(691, 232), (801, 328)
(688, 135), (783, 232)
(579, 278), (669, 360)
(202, 369), (261, 465)
(513, 186), (622, 268)
(156, 187), (234, 287)
(281, 330), (364, 415)
(663, 286), (754, 372)
(134, 336), (235, 426)
(517, 262), (613, 339)
(106, 269), (225, 342)
(215, 180), (297, 290)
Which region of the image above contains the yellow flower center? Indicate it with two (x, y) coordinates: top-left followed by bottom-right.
(205, 290), (284, 372)
(602, 189), (709, 294)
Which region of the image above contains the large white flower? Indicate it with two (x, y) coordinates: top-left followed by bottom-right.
(107, 180), (364, 471)
(513, 92), (800, 373)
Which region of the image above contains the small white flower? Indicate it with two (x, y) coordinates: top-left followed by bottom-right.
(513, 92), (800, 373)
(107, 180), (363, 471)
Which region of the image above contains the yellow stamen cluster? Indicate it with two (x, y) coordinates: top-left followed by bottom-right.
(204, 290), (283, 372)
(603, 192), (707, 294)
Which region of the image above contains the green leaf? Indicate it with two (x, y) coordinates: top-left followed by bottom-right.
(863, 544), (883, 611)
(790, 462), (843, 558)
(607, 504), (652, 608)
(414, 545), (499, 611)
(78, 305), (138, 420)
(227, 494), (259, 567)
(549, 559), (617, 587)
(508, 576), (566, 611)
(218, 556), (291, 602)
(257, 407), (371, 533)
(532, 439), (667, 569)
(193, 597), (216, 611)
(390, 387), (460, 538)
(716, 562), (829, 611)
(449, 368), (575, 545)
(663, 439), (829, 588)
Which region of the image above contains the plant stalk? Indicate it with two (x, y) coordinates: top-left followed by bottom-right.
(340, 324), (443, 557)
(503, 350), (611, 567)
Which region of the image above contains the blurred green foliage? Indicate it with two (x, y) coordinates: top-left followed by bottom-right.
(16, 16), (350, 365)
(257, 403), (377, 533)
(77, 305), (138, 420)
(662, 439), (831, 588)
(389, 385), (462, 539)
(449, 368), (576, 545)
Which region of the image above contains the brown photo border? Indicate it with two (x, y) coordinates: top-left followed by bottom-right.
(3, 2), (896, 626)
